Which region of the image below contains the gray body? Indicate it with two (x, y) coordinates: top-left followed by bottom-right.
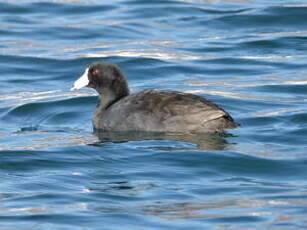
(93, 89), (238, 133)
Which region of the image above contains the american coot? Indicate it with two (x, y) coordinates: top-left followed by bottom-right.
(71, 62), (239, 133)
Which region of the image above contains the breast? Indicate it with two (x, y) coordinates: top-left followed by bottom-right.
(94, 90), (238, 133)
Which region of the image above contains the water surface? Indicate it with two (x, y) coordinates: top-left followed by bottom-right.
(0, 0), (307, 229)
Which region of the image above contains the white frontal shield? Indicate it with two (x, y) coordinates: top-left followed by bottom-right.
(70, 68), (89, 91)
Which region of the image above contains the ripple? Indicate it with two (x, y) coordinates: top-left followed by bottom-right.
(0, 90), (95, 108)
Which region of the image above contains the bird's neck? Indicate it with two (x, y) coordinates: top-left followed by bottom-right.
(96, 87), (129, 111)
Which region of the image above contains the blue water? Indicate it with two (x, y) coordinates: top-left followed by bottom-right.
(1, 0), (307, 229)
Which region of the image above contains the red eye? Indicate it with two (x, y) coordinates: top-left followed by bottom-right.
(92, 69), (101, 76)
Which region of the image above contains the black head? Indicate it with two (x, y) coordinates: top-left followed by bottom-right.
(71, 62), (129, 98)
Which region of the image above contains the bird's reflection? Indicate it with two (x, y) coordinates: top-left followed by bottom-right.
(93, 130), (233, 150)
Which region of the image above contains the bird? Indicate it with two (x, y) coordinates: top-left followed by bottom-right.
(71, 62), (239, 133)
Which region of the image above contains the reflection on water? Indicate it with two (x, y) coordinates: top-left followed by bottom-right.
(141, 199), (271, 220)
(80, 48), (202, 60)
(0, 128), (231, 151)
(0, 131), (95, 151)
(81, 181), (307, 227)
(139, 197), (302, 223)
(199, 0), (252, 3)
(94, 130), (231, 151)
(0, 90), (94, 108)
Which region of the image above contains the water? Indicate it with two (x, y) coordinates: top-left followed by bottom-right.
(0, 0), (307, 229)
